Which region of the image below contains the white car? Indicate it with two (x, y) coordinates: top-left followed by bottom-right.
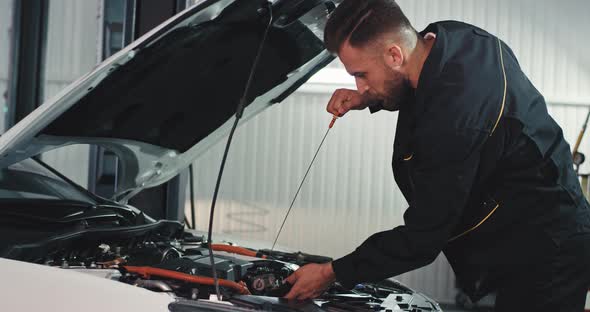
(0, 0), (442, 311)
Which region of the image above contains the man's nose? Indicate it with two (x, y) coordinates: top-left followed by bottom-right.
(355, 78), (369, 94)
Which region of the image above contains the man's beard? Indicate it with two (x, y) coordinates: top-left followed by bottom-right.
(380, 71), (414, 111)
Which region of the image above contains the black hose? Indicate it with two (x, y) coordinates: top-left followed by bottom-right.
(206, 2), (273, 300)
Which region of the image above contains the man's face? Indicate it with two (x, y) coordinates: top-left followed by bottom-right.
(338, 40), (412, 111)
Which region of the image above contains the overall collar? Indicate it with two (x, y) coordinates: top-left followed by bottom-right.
(393, 22), (447, 160)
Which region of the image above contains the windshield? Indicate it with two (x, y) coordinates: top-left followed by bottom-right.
(0, 158), (96, 204)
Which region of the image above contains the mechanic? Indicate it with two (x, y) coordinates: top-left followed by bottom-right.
(284, 0), (590, 310)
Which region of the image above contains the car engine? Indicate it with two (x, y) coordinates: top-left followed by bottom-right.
(2, 221), (441, 311)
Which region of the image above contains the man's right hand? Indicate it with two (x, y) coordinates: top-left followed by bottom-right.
(326, 89), (369, 117)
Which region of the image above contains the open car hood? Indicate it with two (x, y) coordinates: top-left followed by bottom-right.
(0, 0), (336, 203)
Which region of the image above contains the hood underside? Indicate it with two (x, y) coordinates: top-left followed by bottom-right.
(44, 1), (325, 153)
(0, 0), (336, 202)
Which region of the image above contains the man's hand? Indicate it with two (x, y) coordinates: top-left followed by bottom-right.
(326, 89), (369, 117)
(283, 262), (336, 301)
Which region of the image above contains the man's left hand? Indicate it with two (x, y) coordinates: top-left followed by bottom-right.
(284, 262), (336, 301)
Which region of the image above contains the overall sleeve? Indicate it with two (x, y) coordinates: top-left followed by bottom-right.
(332, 79), (491, 288)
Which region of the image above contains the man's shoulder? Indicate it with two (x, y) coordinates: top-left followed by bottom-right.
(416, 61), (504, 137)
(428, 20), (492, 37)
(415, 21), (510, 135)
(420, 21), (500, 85)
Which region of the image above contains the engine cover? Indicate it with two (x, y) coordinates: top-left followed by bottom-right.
(155, 247), (297, 297)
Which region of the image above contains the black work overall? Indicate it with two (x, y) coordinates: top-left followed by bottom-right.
(332, 21), (590, 311)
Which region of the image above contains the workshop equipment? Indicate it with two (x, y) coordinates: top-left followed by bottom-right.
(573, 109), (590, 199)
(572, 109), (590, 173)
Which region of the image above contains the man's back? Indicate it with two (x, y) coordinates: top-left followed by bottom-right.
(409, 21), (590, 309)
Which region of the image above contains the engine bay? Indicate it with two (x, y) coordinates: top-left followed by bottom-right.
(2, 221), (440, 311)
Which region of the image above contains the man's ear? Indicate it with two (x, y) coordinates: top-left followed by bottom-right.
(384, 44), (403, 69)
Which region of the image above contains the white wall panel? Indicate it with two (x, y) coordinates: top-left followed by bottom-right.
(43, 0), (101, 100)
(0, 0), (11, 80)
(186, 0), (590, 304)
(40, 0), (101, 187)
(0, 0), (13, 133)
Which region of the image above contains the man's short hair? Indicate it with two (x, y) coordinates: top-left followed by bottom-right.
(324, 0), (413, 54)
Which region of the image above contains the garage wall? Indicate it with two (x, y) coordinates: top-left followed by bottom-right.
(187, 0), (590, 304)
(40, 0), (101, 187)
(0, 0), (14, 133)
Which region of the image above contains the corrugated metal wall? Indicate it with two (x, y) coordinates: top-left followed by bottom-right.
(43, 0), (101, 102)
(40, 0), (101, 187)
(0, 0), (13, 133)
(187, 0), (590, 304)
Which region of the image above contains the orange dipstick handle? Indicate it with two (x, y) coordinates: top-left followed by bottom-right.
(329, 115), (337, 129)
